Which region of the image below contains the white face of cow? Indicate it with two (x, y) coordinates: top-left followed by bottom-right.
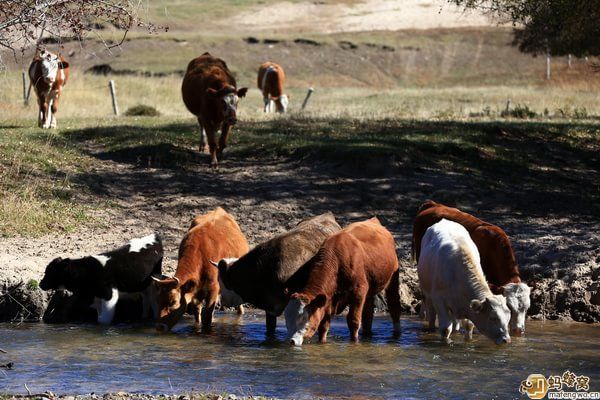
(39, 50), (61, 84)
(222, 93), (240, 121)
(502, 283), (531, 336)
(469, 294), (512, 345)
(284, 297), (310, 346)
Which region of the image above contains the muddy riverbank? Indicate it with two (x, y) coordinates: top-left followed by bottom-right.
(1, 135), (599, 324)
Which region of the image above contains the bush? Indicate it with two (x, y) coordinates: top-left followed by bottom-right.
(500, 104), (537, 119)
(124, 105), (161, 117)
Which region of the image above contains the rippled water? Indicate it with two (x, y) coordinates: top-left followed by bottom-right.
(1, 313), (599, 399)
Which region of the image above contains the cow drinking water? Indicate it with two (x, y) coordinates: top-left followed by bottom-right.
(417, 219), (511, 345)
(412, 200), (530, 336)
(39, 233), (163, 325)
(284, 217), (401, 345)
(28, 49), (69, 129)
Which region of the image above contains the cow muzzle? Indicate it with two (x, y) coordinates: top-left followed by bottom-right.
(511, 327), (524, 336)
(495, 336), (511, 345)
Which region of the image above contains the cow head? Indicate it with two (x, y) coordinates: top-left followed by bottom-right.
(284, 292), (327, 346)
(38, 50), (69, 84)
(207, 86), (248, 125)
(40, 257), (71, 291)
(498, 282), (531, 336)
(468, 295), (512, 345)
(153, 276), (195, 331)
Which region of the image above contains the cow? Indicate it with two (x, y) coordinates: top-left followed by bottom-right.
(181, 53), (248, 168)
(153, 207), (249, 332)
(417, 219), (512, 345)
(28, 49), (70, 129)
(284, 217), (401, 346)
(213, 212), (341, 335)
(412, 200), (530, 336)
(39, 233), (163, 325)
(257, 62), (288, 113)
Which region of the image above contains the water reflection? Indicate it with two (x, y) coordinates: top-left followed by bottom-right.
(0, 313), (598, 398)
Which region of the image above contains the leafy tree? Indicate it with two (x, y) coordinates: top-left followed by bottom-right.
(450, 0), (600, 57)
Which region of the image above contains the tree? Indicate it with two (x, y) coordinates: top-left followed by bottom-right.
(450, 0), (600, 57)
(0, 1), (161, 66)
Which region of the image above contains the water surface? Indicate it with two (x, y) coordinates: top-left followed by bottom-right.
(1, 313), (598, 399)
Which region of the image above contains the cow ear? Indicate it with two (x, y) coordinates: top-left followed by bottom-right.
(58, 61), (69, 69)
(237, 87), (248, 98)
(470, 299), (484, 313)
(207, 88), (218, 96)
(311, 294), (327, 308)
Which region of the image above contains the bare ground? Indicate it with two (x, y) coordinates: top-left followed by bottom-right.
(1, 131), (599, 323)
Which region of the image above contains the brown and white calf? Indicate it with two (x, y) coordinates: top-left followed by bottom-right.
(182, 53), (248, 168)
(285, 217), (401, 345)
(257, 62), (288, 113)
(417, 219), (511, 345)
(154, 207), (249, 331)
(28, 49), (69, 129)
(412, 200), (530, 335)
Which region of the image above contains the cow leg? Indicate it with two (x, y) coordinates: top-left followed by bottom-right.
(385, 268), (402, 335)
(217, 123), (232, 161)
(426, 297), (437, 331)
(49, 90), (60, 129)
(45, 97), (54, 129)
(347, 286), (368, 342)
(461, 319), (475, 341)
(361, 295), (375, 338)
(141, 285), (157, 320)
(96, 288), (119, 325)
(236, 304), (245, 315)
(37, 95), (48, 129)
(200, 290), (219, 331)
(263, 96), (269, 112)
(265, 312), (277, 335)
(197, 118), (207, 153)
(205, 126), (218, 168)
(318, 313), (331, 343)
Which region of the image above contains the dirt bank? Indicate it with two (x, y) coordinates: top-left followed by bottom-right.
(1, 129), (598, 324)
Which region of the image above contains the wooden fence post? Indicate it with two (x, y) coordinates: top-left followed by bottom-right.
(22, 71), (28, 106)
(301, 87), (314, 110)
(546, 53), (551, 80)
(109, 79), (119, 115)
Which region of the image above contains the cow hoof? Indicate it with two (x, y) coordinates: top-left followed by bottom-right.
(199, 145), (206, 153)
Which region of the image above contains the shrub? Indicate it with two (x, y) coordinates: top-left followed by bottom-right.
(124, 105), (161, 117)
(501, 104), (537, 119)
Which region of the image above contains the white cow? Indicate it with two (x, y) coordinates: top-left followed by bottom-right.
(418, 219), (512, 345)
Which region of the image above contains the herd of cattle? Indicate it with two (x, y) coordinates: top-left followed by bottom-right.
(39, 201), (531, 346)
(28, 48), (531, 345)
(29, 50), (287, 168)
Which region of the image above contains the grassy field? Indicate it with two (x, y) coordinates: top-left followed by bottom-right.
(1, 115), (598, 236)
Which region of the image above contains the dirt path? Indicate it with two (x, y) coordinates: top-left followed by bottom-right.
(1, 141), (599, 323)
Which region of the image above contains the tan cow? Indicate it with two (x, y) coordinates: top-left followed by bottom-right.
(284, 217), (401, 345)
(182, 53), (248, 168)
(28, 49), (70, 129)
(257, 62), (288, 113)
(154, 207), (249, 331)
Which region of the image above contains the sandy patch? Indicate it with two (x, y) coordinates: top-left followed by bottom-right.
(229, 0), (495, 34)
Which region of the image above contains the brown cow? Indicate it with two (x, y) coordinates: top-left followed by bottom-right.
(257, 62), (288, 113)
(214, 212), (341, 335)
(412, 200), (530, 335)
(154, 207), (249, 331)
(28, 49), (69, 129)
(182, 53), (248, 168)
(285, 217), (401, 345)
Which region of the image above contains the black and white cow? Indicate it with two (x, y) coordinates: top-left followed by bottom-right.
(40, 233), (163, 325)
